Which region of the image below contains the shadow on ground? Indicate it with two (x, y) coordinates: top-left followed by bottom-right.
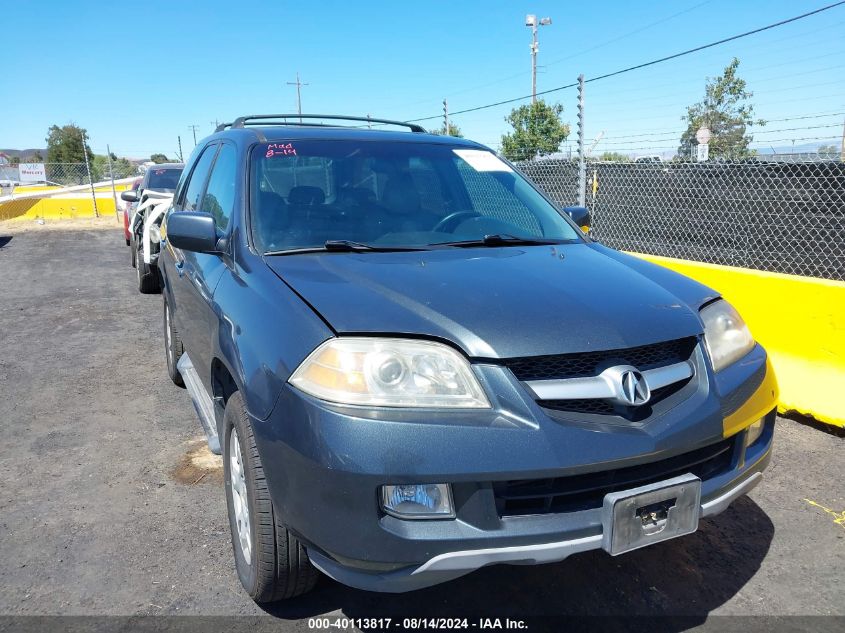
(263, 496), (774, 630)
(781, 411), (844, 438)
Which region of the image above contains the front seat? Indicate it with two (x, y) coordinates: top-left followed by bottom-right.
(380, 174), (428, 234)
(254, 191), (289, 250)
(287, 186), (325, 207)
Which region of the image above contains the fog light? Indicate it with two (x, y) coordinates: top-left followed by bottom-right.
(745, 418), (765, 447)
(381, 484), (455, 519)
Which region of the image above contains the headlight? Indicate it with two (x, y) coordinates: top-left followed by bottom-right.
(700, 300), (755, 372)
(289, 338), (490, 408)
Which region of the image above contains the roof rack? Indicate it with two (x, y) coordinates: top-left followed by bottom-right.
(223, 114), (427, 133)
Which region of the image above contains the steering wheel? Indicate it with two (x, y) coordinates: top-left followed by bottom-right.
(432, 211), (481, 233)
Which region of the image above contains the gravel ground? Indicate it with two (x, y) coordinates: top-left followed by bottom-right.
(0, 226), (842, 630)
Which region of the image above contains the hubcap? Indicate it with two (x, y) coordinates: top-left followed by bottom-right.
(229, 428), (252, 563)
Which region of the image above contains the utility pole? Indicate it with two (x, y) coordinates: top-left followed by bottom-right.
(577, 74), (586, 207)
(443, 99), (449, 135)
(287, 72), (309, 123)
(366, 114), (372, 129)
(106, 143), (118, 220)
(177, 136), (184, 162)
(211, 119), (221, 131)
(188, 125), (199, 145)
(80, 129), (99, 218)
(525, 14), (552, 104)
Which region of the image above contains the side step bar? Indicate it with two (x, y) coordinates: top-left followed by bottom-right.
(177, 354), (221, 455)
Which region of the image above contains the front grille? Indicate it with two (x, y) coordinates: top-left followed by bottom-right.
(493, 437), (735, 516)
(541, 380), (689, 420)
(506, 337), (698, 382)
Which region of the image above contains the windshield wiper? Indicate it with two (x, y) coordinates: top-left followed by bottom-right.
(435, 234), (564, 247)
(264, 240), (426, 256)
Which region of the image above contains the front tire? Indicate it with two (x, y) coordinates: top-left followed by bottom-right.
(163, 299), (184, 387)
(136, 239), (160, 294)
(223, 392), (320, 602)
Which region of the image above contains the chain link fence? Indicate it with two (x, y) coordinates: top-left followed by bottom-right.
(0, 162), (140, 188)
(516, 158), (845, 281)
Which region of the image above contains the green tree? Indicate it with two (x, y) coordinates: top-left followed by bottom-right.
(45, 123), (94, 164)
(150, 153), (169, 164)
(816, 144), (839, 160)
(678, 58), (763, 159)
(114, 157), (137, 178)
(431, 122), (463, 137)
(501, 100), (570, 162)
(91, 154), (108, 181)
(597, 151), (630, 162)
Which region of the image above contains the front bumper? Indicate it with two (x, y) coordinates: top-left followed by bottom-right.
(250, 343), (776, 593)
(309, 445), (771, 592)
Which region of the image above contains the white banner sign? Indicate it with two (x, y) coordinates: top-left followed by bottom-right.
(19, 163), (46, 183)
(695, 144), (709, 162)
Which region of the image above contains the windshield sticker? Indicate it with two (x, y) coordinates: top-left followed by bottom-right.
(453, 149), (513, 173)
(265, 143), (297, 158)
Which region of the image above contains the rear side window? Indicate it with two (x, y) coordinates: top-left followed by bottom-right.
(146, 168), (182, 190)
(181, 145), (218, 212)
(201, 144), (237, 232)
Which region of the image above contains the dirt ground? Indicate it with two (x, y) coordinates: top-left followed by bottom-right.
(0, 215), (121, 234)
(0, 225), (842, 631)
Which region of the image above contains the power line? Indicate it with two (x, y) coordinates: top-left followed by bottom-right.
(598, 111), (845, 140)
(767, 111), (845, 123)
(599, 136), (842, 151)
(405, 1), (845, 125)
(601, 123), (842, 144)
(583, 2), (845, 85)
(601, 120), (844, 141)
(433, 0), (716, 104)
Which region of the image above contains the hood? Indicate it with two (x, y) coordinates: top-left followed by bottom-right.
(265, 243), (715, 359)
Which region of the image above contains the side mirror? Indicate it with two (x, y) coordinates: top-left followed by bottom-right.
(564, 206), (591, 231)
(166, 211), (218, 253)
(121, 190), (139, 203)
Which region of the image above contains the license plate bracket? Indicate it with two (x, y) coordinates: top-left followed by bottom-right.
(602, 473), (701, 556)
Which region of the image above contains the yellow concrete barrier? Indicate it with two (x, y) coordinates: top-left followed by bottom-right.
(0, 196), (122, 221)
(635, 253), (845, 428)
(12, 183), (132, 194)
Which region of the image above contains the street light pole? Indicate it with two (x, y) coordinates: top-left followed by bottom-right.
(287, 72), (309, 123)
(526, 14), (552, 104)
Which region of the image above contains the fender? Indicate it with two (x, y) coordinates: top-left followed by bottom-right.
(211, 256), (334, 421)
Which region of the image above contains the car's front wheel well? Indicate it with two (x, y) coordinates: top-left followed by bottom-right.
(211, 358), (239, 407)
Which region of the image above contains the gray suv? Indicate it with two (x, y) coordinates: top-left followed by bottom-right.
(158, 114), (778, 601)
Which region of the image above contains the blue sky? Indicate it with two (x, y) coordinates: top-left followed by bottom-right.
(2, 0), (843, 159)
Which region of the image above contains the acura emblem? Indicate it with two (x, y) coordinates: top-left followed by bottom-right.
(619, 370), (650, 406)
(598, 365), (652, 407)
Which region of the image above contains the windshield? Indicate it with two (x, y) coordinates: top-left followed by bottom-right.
(249, 140), (580, 253)
(146, 168), (182, 191)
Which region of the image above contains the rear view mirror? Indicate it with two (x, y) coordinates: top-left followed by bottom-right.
(166, 211), (218, 253)
(564, 206), (591, 231)
(121, 190), (139, 203)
